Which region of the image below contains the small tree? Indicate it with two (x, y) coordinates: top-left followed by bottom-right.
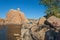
(40, 0), (60, 18)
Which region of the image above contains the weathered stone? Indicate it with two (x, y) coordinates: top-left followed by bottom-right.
(38, 27), (48, 40)
(21, 26), (33, 40)
(20, 12), (29, 23)
(21, 23), (40, 40)
(6, 8), (29, 24)
(31, 25), (39, 32)
(47, 16), (60, 28)
(31, 25), (49, 40)
(6, 9), (21, 24)
(22, 23), (33, 29)
(38, 17), (46, 25)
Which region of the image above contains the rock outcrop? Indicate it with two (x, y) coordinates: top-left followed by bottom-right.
(47, 16), (60, 28)
(21, 28), (33, 40)
(20, 12), (29, 23)
(38, 17), (46, 25)
(21, 23), (49, 40)
(6, 8), (29, 24)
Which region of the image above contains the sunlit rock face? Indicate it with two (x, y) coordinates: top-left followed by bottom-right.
(20, 12), (29, 23)
(38, 17), (46, 25)
(47, 16), (60, 28)
(6, 8), (29, 24)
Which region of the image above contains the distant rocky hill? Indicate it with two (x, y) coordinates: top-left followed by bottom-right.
(0, 8), (29, 25)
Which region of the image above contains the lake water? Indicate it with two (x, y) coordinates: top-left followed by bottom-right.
(0, 26), (7, 40)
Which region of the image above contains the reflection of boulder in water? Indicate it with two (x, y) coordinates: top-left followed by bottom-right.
(0, 18), (5, 25)
(7, 24), (22, 40)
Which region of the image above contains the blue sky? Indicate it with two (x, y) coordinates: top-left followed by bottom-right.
(0, 0), (46, 19)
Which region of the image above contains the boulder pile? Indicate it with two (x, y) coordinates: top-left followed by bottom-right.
(21, 16), (60, 40)
(0, 8), (60, 40)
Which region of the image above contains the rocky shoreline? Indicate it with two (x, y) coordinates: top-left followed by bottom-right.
(0, 8), (60, 40)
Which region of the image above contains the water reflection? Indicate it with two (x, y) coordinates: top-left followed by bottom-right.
(0, 26), (7, 40)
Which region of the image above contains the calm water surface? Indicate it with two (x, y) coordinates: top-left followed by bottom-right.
(0, 26), (7, 40)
